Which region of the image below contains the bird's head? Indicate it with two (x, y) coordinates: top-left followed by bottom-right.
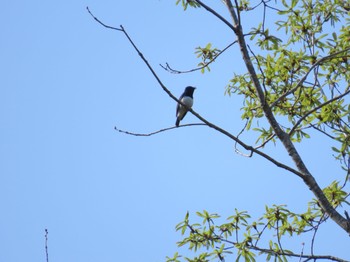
(185, 86), (196, 95)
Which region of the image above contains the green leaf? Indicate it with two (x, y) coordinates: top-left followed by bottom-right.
(291, 0), (298, 8)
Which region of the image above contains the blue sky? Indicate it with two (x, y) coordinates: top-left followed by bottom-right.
(1, 1), (349, 261)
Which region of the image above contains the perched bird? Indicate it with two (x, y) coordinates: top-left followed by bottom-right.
(175, 86), (196, 127)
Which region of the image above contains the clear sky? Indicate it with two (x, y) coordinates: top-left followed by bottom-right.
(1, 1), (349, 261)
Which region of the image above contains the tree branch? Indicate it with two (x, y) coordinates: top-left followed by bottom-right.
(216, 227), (348, 262)
(221, 234), (347, 261)
(45, 229), (49, 262)
(289, 89), (350, 137)
(86, 6), (304, 179)
(86, 7), (122, 31)
(271, 47), (350, 109)
(221, 0), (350, 233)
(247, 245), (348, 262)
(194, 0), (237, 33)
(114, 124), (205, 136)
(160, 40), (236, 74)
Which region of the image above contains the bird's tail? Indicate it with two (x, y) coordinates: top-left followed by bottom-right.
(175, 118), (180, 127)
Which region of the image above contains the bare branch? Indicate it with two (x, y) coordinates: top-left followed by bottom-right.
(234, 118), (253, 157)
(45, 229), (49, 262)
(308, 124), (335, 139)
(87, 6), (304, 179)
(345, 211), (350, 223)
(160, 41), (236, 74)
(276, 220), (285, 254)
(261, 0), (267, 32)
(310, 214), (325, 257)
(298, 242), (305, 262)
(114, 123), (206, 136)
(247, 44), (267, 94)
(194, 0), (237, 33)
(233, 0), (241, 26)
(86, 7), (122, 31)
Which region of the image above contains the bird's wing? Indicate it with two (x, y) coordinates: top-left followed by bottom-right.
(176, 94), (184, 116)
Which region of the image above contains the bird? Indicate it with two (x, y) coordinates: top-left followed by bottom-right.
(175, 86), (196, 127)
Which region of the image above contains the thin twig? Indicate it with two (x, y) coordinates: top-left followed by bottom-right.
(234, 118), (274, 156)
(234, 118), (252, 157)
(309, 124), (336, 139)
(247, 44), (267, 94)
(114, 123), (206, 136)
(345, 211), (350, 220)
(276, 219), (285, 254)
(299, 242), (304, 262)
(310, 214), (324, 256)
(160, 41), (237, 74)
(86, 7), (122, 31)
(261, 0), (267, 32)
(233, 0), (241, 26)
(45, 229), (49, 262)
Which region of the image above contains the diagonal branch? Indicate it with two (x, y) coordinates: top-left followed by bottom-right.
(86, 6), (304, 179)
(194, 0), (237, 33)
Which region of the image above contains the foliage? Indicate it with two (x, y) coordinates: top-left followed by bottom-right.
(167, 183), (349, 261)
(169, 0), (350, 261)
(176, 0), (201, 10)
(195, 43), (221, 73)
(226, 1), (350, 158)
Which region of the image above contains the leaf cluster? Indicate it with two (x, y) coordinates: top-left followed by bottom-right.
(194, 43), (221, 73)
(225, 0), (350, 164)
(176, 0), (201, 10)
(166, 196), (349, 262)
